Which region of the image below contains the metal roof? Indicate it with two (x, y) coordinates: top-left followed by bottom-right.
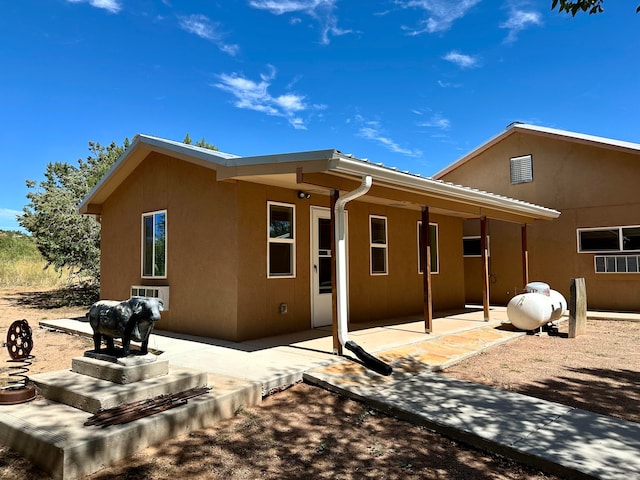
(433, 122), (640, 179)
(79, 133), (559, 221)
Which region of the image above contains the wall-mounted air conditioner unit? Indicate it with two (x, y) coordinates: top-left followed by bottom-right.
(131, 285), (170, 310)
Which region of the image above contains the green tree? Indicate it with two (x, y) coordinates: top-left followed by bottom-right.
(552, 0), (640, 15)
(19, 140), (129, 285)
(183, 133), (218, 151)
(21, 133), (216, 287)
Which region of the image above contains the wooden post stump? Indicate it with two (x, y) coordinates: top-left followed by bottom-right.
(569, 278), (587, 338)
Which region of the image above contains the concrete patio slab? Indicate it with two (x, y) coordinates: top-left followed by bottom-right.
(30, 308), (640, 479)
(305, 343), (640, 480)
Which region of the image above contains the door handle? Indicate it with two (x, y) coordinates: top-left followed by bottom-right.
(314, 264), (318, 272)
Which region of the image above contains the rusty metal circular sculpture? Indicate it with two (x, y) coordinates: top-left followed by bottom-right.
(6, 319), (33, 360)
(1, 319), (37, 405)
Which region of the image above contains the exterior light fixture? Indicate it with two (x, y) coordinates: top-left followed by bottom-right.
(298, 191), (311, 199)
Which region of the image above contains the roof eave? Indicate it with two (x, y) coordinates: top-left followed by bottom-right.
(433, 123), (640, 180)
(78, 134), (238, 214)
(332, 157), (560, 221)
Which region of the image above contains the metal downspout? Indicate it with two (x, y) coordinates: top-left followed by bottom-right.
(334, 175), (372, 347)
(334, 175), (392, 376)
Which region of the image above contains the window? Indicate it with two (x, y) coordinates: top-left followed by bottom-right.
(510, 155), (533, 184)
(578, 226), (640, 253)
(370, 215), (388, 275)
(463, 236), (490, 257)
(417, 222), (439, 274)
(268, 202), (295, 278)
(142, 210), (167, 278)
(595, 255), (640, 273)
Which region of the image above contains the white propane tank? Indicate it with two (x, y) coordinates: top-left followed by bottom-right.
(507, 292), (553, 331)
(525, 281), (550, 296)
(548, 289), (567, 321)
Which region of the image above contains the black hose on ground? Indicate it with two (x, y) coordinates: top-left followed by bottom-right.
(345, 340), (393, 376)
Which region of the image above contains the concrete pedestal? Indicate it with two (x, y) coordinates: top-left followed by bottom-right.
(72, 355), (169, 384)
(31, 365), (207, 414)
(0, 352), (260, 480)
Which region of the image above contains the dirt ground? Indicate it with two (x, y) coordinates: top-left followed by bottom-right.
(1, 287), (638, 479)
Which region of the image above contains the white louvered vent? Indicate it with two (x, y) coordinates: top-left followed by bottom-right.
(510, 155), (533, 184)
(131, 285), (170, 310)
(594, 255), (640, 274)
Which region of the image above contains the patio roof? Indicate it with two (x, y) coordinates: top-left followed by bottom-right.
(79, 133), (559, 224)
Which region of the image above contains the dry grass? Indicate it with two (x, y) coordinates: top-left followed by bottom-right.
(0, 231), (71, 288)
(0, 258), (70, 288)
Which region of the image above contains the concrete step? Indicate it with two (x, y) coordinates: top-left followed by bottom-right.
(0, 373), (261, 480)
(72, 355), (170, 384)
(30, 366), (208, 414)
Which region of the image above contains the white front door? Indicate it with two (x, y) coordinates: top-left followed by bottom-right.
(310, 207), (341, 327)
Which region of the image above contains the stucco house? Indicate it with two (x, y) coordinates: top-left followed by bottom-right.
(435, 123), (640, 312)
(79, 134), (559, 345)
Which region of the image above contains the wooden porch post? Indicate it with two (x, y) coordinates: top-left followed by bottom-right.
(421, 206), (433, 333)
(480, 216), (490, 321)
(521, 223), (529, 290)
(330, 189), (342, 355)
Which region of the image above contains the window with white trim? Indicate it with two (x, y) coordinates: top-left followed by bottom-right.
(463, 236), (490, 258)
(577, 226), (640, 253)
(142, 210), (167, 278)
(370, 215), (388, 275)
(417, 222), (439, 274)
(268, 202), (296, 278)
(510, 155), (533, 184)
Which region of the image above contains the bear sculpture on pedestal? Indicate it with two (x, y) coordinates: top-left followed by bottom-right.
(87, 297), (163, 356)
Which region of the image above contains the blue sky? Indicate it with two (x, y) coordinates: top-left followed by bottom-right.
(1, 0), (638, 231)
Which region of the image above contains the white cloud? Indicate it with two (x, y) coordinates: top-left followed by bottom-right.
(0, 208), (21, 220)
(214, 67), (319, 129)
(442, 50), (479, 68)
(500, 9), (542, 43)
(356, 117), (422, 157)
(178, 14), (239, 56)
(437, 79), (461, 88)
(0, 208), (22, 231)
(398, 0), (481, 35)
(417, 113), (451, 129)
(66, 0), (121, 13)
(248, 0), (350, 45)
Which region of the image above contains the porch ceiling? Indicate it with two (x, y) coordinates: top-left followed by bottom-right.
(224, 168), (557, 225)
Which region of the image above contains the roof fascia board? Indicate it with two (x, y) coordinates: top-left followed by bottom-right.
(217, 159), (335, 181)
(331, 157), (559, 220)
(216, 150), (343, 181)
(228, 149), (343, 166)
(513, 124), (640, 154)
(78, 135), (238, 214)
(434, 123), (640, 179)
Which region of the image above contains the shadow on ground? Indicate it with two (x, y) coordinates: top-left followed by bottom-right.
(11, 286), (98, 309)
(518, 367), (640, 423)
(84, 384), (558, 480)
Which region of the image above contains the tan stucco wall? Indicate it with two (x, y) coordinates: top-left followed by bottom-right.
(442, 132), (640, 311)
(235, 182), (321, 340)
(99, 152), (468, 342)
(100, 152), (240, 340)
(344, 204), (464, 322)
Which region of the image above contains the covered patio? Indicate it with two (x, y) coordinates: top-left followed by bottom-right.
(41, 305), (522, 386)
(219, 148), (560, 353)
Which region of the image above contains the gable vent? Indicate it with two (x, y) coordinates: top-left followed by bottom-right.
(510, 155), (533, 184)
